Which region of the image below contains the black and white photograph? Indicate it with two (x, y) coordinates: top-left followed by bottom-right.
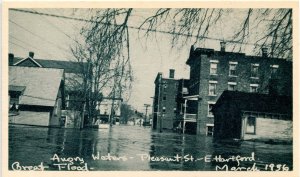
(2, 2), (299, 176)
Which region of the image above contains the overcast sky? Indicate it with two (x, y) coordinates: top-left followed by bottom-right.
(9, 8), (258, 113)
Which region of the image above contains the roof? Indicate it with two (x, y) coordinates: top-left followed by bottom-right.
(14, 56), (43, 67)
(187, 46), (292, 65)
(9, 66), (64, 107)
(213, 91), (292, 115)
(11, 57), (87, 74)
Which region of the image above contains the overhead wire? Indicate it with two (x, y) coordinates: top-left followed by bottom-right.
(9, 41), (30, 51)
(9, 34), (56, 58)
(9, 19), (71, 54)
(31, 9), (81, 45)
(10, 8), (265, 47)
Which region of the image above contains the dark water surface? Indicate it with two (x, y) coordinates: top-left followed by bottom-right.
(9, 125), (292, 171)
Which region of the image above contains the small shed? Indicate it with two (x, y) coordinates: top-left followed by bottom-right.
(212, 91), (292, 142)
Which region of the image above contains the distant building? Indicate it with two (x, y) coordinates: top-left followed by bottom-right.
(9, 52), (88, 128)
(212, 91), (292, 142)
(9, 66), (64, 127)
(152, 69), (189, 131)
(96, 98), (122, 125)
(185, 43), (292, 135)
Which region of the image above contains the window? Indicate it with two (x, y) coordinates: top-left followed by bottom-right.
(210, 60), (219, 75)
(246, 116), (256, 134)
(229, 62), (238, 76)
(9, 92), (21, 108)
(9, 90), (23, 112)
(209, 81), (217, 96)
(66, 94), (70, 108)
(182, 87), (188, 94)
(207, 102), (216, 117)
(206, 124), (214, 136)
(250, 84), (259, 93)
(162, 107), (166, 113)
(251, 64), (259, 78)
(163, 94), (167, 101)
(270, 65), (279, 78)
(61, 116), (66, 127)
(228, 82), (237, 91)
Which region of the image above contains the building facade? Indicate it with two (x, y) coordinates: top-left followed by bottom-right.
(185, 43), (292, 135)
(152, 69), (187, 131)
(96, 98), (122, 125)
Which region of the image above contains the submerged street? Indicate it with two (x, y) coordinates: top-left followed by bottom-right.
(9, 125), (292, 171)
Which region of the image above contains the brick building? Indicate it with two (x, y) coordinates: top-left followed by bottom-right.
(152, 69), (189, 131)
(185, 43), (292, 135)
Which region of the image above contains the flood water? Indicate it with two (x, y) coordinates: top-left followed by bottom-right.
(9, 125), (293, 171)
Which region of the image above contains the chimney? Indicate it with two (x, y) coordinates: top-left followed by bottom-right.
(262, 47), (268, 57)
(189, 45), (195, 57)
(169, 69), (175, 79)
(29, 51), (34, 58)
(220, 41), (226, 52)
(9, 53), (14, 66)
(157, 72), (162, 83)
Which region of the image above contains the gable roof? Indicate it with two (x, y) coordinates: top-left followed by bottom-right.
(9, 66), (64, 107)
(11, 57), (86, 74)
(14, 57), (43, 67)
(213, 91), (292, 115)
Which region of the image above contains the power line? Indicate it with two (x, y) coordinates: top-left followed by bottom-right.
(50, 9), (81, 31)
(31, 9), (80, 45)
(9, 41), (29, 51)
(10, 8), (265, 47)
(9, 34), (55, 58)
(9, 19), (71, 54)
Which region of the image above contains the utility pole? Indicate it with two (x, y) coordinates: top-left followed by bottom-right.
(109, 89), (116, 127)
(81, 101), (86, 129)
(144, 104), (151, 125)
(107, 96), (123, 127)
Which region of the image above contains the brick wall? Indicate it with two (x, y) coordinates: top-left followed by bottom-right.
(160, 78), (178, 129)
(187, 48), (292, 135)
(153, 75), (179, 130)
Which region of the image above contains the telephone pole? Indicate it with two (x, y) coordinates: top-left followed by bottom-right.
(144, 104), (151, 125)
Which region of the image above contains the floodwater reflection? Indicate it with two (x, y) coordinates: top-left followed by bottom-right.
(9, 125), (292, 171)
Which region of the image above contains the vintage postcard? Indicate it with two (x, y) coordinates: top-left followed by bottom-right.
(2, 1), (299, 177)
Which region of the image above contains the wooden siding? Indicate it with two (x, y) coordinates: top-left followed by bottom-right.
(9, 111), (50, 126)
(242, 115), (292, 141)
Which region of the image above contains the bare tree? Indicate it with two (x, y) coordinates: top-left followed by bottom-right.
(71, 8), (133, 125)
(120, 103), (135, 124)
(138, 8), (292, 59)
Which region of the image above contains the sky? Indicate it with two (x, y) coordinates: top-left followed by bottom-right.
(8, 8), (258, 113)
